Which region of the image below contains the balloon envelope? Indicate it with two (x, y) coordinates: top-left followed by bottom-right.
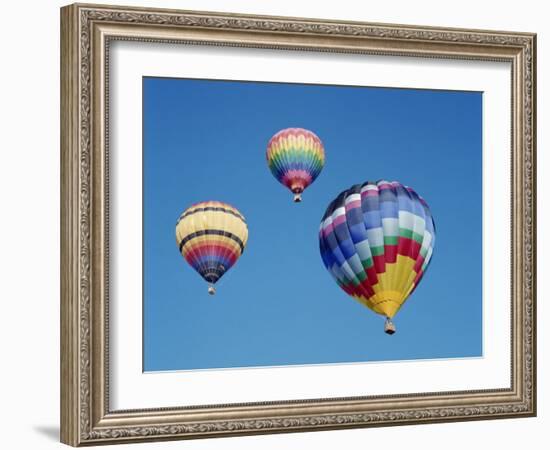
(176, 201), (248, 290)
(266, 128), (325, 202)
(319, 180), (435, 319)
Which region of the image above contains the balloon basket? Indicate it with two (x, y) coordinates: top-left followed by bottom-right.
(293, 193), (302, 203)
(384, 318), (396, 335)
(208, 285), (216, 295)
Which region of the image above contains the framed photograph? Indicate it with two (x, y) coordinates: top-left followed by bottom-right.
(60, 3), (536, 446)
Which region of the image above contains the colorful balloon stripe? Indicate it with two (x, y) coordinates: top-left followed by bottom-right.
(176, 201), (248, 287)
(266, 128), (325, 201)
(177, 205), (246, 224)
(319, 180), (435, 319)
(178, 229), (246, 254)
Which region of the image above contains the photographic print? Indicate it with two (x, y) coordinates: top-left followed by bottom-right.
(143, 77), (482, 372)
(61, 4), (535, 445)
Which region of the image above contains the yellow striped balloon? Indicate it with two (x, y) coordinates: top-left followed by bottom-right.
(175, 201), (248, 294)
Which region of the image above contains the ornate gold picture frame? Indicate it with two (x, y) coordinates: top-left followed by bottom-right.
(60, 2), (536, 446)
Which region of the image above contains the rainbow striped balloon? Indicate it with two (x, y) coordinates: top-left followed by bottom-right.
(175, 201), (248, 294)
(319, 180), (436, 333)
(266, 128), (325, 202)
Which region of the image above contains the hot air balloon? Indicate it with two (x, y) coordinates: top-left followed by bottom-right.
(266, 127), (325, 202)
(175, 201), (248, 295)
(319, 180), (435, 334)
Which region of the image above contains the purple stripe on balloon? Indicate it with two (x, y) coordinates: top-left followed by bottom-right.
(321, 223), (333, 237)
(333, 214), (347, 227)
(362, 189), (379, 197)
(345, 199), (361, 210)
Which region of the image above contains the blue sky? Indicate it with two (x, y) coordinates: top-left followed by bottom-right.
(143, 77), (482, 371)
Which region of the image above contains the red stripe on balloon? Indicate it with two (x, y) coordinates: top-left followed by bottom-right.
(397, 237), (422, 260)
(413, 270), (424, 286)
(414, 255), (425, 273)
(184, 244), (239, 265)
(365, 265), (379, 286)
(384, 244), (397, 264)
(358, 279), (375, 298)
(373, 255), (386, 274)
(410, 240), (421, 260)
(397, 236), (412, 257)
(341, 283), (355, 296)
